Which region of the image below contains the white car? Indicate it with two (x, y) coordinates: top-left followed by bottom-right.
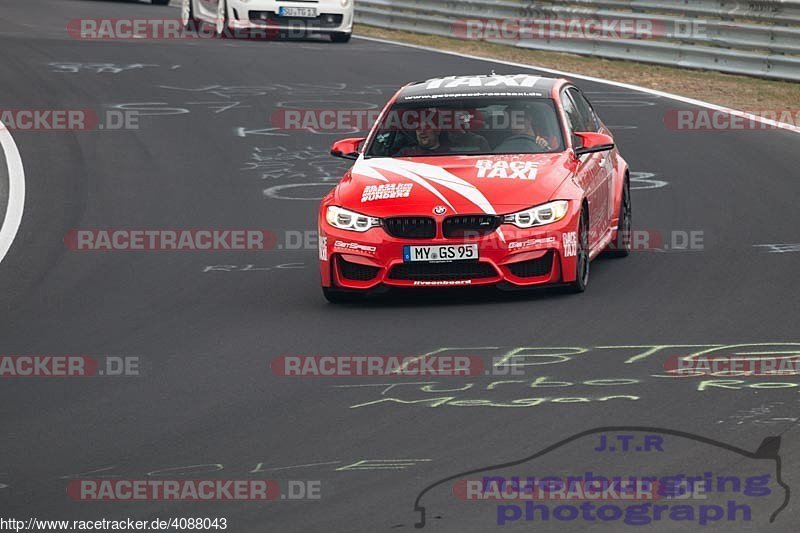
(181, 0), (354, 42)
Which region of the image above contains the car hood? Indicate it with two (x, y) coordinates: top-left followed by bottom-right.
(336, 154), (573, 217)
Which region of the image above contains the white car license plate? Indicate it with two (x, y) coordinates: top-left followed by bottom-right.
(403, 244), (478, 262)
(278, 7), (318, 17)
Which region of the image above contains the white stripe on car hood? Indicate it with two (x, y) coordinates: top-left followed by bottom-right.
(353, 158), (497, 215)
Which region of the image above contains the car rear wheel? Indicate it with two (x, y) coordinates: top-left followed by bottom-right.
(565, 209), (590, 293)
(606, 178), (632, 258)
(330, 32), (352, 43)
(215, 0), (229, 37)
(181, 0), (196, 28)
(322, 287), (364, 304)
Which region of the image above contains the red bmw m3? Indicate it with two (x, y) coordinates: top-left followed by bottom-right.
(318, 74), (631, 302)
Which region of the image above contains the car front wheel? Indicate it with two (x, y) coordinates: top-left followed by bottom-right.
(330, 32), (352, 43)
(215, 0), (230, 37)
(181, 0), (195, 28)
(322, 286), (364, 303)
(605, 178), (632, 258)
(565, 209), (590, 293)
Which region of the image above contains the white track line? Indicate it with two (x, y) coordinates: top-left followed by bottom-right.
(354, 35), (800, 135)
(0, 122), (26, 265)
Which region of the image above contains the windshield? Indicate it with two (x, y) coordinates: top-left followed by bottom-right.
(365, 97), (564, 158)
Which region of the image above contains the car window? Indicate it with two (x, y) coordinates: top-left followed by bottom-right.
(364, 97), (565, 157)
(560, 90), (584, 147)
(567, 88), (600, 133)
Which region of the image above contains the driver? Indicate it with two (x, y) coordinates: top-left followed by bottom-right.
(394, 110), (450, 157)
(493, 105), (557, 153)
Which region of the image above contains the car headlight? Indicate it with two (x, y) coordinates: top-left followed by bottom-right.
(326, 206), (381, 232)
(503, 200), (570, 228)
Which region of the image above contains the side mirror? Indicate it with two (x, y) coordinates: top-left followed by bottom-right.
(574, 132), (614, 157)
(330, 137), (366, 160)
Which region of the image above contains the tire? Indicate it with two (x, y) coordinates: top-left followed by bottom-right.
(605, 178), (632, 258)
(322, 287), (364, 303)
(330, 32), (352, 43)
(152, 0), (170, 4)
(181, 0), (195, 28)
(565, 209), (590, 293)
(215, 0), (229, 37)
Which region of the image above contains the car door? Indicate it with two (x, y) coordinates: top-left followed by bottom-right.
(561, 88), (610, 249)
(568, 88), (615, 236)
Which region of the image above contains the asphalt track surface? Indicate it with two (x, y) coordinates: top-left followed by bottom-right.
(1, 1), (799, 531)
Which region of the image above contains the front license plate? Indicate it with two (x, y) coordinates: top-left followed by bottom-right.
(277, 7), (318, 17)
(403, 244), (479, 262)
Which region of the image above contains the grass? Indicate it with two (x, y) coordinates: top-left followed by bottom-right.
(356, 25), (800, 115)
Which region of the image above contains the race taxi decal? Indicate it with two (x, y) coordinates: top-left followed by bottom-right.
(318, 235), (328, 261)
(361, 183), (413, 203)
(563, 232), (578, 257)
(424, 75), (543, 90)
(476, 160), (538, 180)
(334, 241), (377, 254)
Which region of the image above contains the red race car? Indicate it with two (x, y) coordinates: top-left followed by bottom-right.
(318, 74), (631, 302)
